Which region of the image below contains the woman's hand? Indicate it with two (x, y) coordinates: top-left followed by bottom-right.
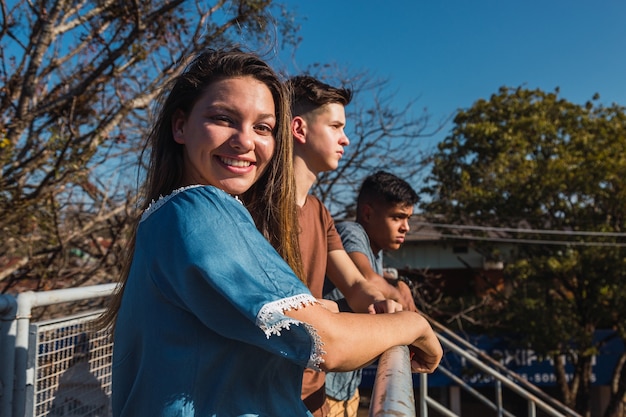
(408, 344), (442, 373)
(408, 327), (443, 373)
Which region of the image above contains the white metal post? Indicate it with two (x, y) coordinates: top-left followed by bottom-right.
(0, 294), (18, 417)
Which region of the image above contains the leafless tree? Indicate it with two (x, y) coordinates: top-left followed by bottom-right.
(301, 64), (448, 217)
(0, 0), (297, 292)
(0, 0), (445, 297)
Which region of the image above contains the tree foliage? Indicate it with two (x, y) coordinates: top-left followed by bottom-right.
(0, 0), (296, 292)
(421, 86), (626, 416)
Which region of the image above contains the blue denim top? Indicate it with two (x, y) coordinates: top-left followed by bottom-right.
(113, 186), (320, 416)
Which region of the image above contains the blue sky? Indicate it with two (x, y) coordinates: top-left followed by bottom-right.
(275, 1), (626, 145)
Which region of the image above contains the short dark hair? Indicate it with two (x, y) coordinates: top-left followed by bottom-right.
(357, 171), (419, 214)
(287, 75), (352, 116)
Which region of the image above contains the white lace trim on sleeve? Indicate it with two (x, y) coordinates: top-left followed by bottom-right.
(256, 294), (325, 371)
(141, 185), (204, 222)
(140, 185), (245, 222)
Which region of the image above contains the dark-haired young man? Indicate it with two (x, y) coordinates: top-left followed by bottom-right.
(323, 170), (419, 416)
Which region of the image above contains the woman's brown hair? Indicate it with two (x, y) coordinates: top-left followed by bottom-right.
(98, 48), (304, 330)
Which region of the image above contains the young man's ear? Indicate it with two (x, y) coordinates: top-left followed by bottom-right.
(361, 203), (373, 224)
(291, 116), (307, 143)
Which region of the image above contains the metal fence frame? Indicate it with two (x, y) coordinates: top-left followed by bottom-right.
(0, 284), (116, 417)
(0, 285), (414, 417)
(418, 333), (581, 417)
(29, 311), (113, 417)
(1, 284), (581, 417)
(369, 345), (415, 416)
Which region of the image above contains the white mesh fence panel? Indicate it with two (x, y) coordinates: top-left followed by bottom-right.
(30, 312), (112, 417)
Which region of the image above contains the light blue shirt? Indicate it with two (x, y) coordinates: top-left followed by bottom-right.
(113, 186), (320, 417)
(323, 221), (383, 401)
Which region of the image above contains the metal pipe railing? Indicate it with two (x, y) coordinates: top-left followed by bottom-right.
(1, 284), (584, 417)
(0, 294), (18, 417)
(426, 315), (581, 417)
(1, 283), (116, 417)
(429, 332), (577, 417)
(435, 364), (516, 417)
(369, 345), (415, 417)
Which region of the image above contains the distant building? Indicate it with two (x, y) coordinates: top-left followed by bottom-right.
(383, 216), (514, 297)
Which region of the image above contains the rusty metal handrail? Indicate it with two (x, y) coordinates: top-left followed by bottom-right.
(369, 345), (416, 416)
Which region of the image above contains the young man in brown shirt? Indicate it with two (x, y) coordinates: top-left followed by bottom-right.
(288, 76), (420, 416)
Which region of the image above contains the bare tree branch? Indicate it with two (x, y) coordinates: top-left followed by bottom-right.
(0, 0), (297, 292)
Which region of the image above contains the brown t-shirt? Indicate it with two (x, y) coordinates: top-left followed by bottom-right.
(298, 195), (344, 416)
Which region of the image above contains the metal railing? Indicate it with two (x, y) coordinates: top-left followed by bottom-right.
(1, 285), (581, 417)
(418, 316), (582, 417)
(0, 284), (116, 417)
(31, 311), (113, 417)
(0, 285), (417, 417)
(369, 345), (415, 416)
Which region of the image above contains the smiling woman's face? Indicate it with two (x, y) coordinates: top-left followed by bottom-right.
(172, 76), (276, 195)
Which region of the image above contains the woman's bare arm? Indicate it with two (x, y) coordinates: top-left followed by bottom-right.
(284, 303), (442, 373)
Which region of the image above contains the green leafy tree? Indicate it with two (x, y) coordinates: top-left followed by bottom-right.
(421, 86), (626, 416)
(0, 0), (298, 293)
